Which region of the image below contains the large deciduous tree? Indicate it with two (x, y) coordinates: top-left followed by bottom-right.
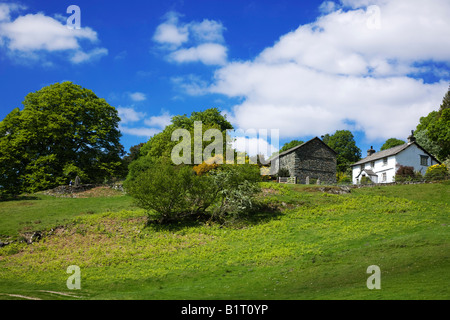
(380, 138), (405, 151)
(279, 140), (304, 153)
(415, 86), (450, 161)
(322, 130), (361, 173)
(0, 82), (124, 195)
(139, 107), (233, 163)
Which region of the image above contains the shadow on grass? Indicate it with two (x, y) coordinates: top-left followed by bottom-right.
(144, 203), (284, 233)
(0, 195), (40, 202)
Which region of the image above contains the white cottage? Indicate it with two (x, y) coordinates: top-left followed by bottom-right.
(351, 132), (440, 184)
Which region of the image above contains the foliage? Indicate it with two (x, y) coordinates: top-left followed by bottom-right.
(122, 143), (145, 167)
(207, 164), (261, 219)
(193, 154), (224, 176)
(279, 140), (304, 153)
(322, 130), (361, 173)
(380, 138), (405, 151)
(394, 165), (420, 182)
(396, 165), (415, 178)
(0, 82), (124, 195)
(336, 171), (352, 184)
(124, 161), (261, 224)
(139, 108), (233, 164)
(414, 129), (441, 159)
(123, 161), (197, 223)
(277, 168), (290, 178)
(360, 176), (373, 185)
(415, 87), (450, 161)
(425, 164), (449, 181)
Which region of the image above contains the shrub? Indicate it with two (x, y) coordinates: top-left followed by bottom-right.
(395, 165), (415, 182)
(337, 171), (351, 184)
(360, 176), (373, 184)
(277, 168), (290, 178)
(123, 161), (196, 223)
(425, 164), (449, 181)
(124, 160), (261, 224)
(208, 164), (261, 219)
(193, 162), (219, 176)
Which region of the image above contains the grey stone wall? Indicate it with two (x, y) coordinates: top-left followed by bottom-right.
(276, 138), (337, 184)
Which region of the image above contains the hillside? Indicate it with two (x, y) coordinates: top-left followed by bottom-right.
(0, 182), (449, 300)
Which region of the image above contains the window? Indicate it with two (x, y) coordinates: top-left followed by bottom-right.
(420, 155), (428, 166)
(382, 173), (387, 182)
(360, 164), (364, 171)
(383, 157), (388, 166)
(371, 161), (375, 168)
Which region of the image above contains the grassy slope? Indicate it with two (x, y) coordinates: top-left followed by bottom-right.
(0, 182), (448, 300)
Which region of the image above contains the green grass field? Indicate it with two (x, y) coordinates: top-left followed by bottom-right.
(0, 182), (449, 300)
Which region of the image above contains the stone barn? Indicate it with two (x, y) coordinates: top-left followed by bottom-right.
(270, 137), (337, 184)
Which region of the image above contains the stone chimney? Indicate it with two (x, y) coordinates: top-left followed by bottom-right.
(407, 130), (416, 144)
(367, 146), (376, 157)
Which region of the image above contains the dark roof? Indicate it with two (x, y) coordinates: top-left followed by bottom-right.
(352, 142), (441, 166)
(361, 169), (377, 176)
(270, 137), (337, 161)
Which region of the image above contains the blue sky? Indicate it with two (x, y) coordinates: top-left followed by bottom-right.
(1, 0), (449, 158)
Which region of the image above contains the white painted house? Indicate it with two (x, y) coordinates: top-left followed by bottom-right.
(351, 132), (441, 184)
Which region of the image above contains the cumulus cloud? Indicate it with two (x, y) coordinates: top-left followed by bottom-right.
(153, 12), (188, 48)
(190, 19), (226, 43)
(118, 107), (174, 138)
(117, 107), (146, 124)
(169, 43), (227, 65)
(70, 47), (108, 64)
(231, 135), (279, 158)
(129, 92), (147, 102)
(0, 4), (107, 64)
(144, 111), (172, 129)
(0, 2), (24, 22)
(153, 11), (227, 66)
(206, 0), (450, 142)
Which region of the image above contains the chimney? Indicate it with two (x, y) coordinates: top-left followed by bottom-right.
(407, 130), (416, 144)
(367, 146), (376, 157)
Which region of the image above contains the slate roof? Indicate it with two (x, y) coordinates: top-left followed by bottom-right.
(269, 137), (337, 161)
(361, 169), (377, 176)
(352, 142), (440, 166)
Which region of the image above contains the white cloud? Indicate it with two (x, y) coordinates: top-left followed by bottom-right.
(118, 107), (173, 138)
(319, 1), (337, 14)
(170, 43), (227, 66)
(119, 125), (161, 138)
(232, 136), (279, 158)
(205, 0), (450, 142)
(0, 7), (107, 64)
(70, 47), (108, 64)
(117, 107), (146, 124)
(153, 12), (228, 66)
(129, 92), (147, 102)
(144, 111), (172, 129)
(190, 19), (225, 43)
(153, 12), (188, 48)
(171, 74), (209, 96)
(0, 3), (24, 22)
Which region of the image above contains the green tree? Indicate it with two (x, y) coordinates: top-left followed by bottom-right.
(139, 108), (233, 164)
(0, 82), (124, 195)
(123, 143), (145, 167)
(279, 140), (304, 153)
(380, 138), (405, 151)
(415, 86), (450, 161)
(322, 130), (361, 173)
